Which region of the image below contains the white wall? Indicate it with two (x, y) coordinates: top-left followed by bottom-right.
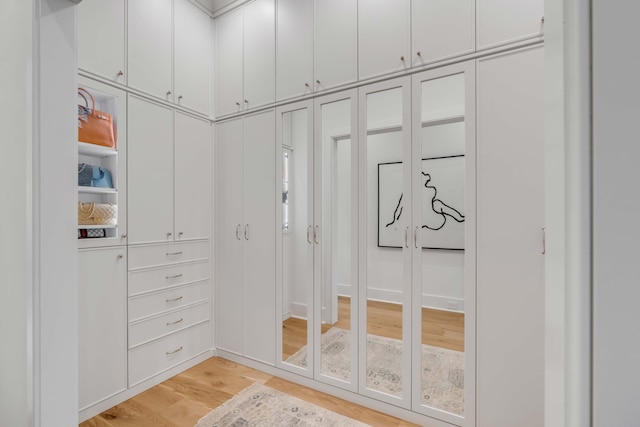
(592, 1), (640, 425)
(37, 0), (79, 425)
(0, 1), (33, 425)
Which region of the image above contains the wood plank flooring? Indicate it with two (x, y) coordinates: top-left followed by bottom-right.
(83, 299), (462, 427)
(80, 357), (419, 427)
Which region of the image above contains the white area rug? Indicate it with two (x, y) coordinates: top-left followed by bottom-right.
(194, 382), (371, 427)
(286, 327), (464, 416)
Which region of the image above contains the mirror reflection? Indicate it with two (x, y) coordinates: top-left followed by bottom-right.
(366, 87), (405, 397)
(419, 73), (466, 415)
(318, 99), (354, 383)
(281, 108), (311, 368)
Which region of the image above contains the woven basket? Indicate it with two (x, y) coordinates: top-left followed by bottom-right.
(78, 202), (117, 226)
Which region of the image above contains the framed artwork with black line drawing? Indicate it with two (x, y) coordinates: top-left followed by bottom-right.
(378, 155), (465, 250)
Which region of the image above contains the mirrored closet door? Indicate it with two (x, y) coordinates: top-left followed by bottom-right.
(313, 89), (359, 391)
(410, 62), (475, 425)
(358, 77), (413, 408)
(276, 100), (314, 376)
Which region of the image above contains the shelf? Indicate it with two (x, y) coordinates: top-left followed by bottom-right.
(78, 224), (117, 230)
(78, 141), (117, 157)
(78, 186), (117, 194)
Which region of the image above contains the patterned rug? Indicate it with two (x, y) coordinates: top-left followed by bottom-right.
(286, 327), (464, 416)
(194, 382), (371, 427)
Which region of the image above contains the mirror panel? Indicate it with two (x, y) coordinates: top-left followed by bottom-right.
(317, 98), (354, 384)
(418, 73), (466, 416)
(365, 86), (406, 398)
(280, 107), (312, 370)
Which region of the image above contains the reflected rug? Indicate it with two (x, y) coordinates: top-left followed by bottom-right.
(194, 382), (371, 427)
(286, 327), (464, 416)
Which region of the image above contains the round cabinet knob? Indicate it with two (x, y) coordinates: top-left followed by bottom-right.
(400, 55), (405, 62)
(178, 232), (184, 237)
(167, 232), (172, 237)
(117, 254), (124, 259)
(416, 51), (422, 57)
(541, 16), (545, 24)
(305, 82), (310, 88)
(178, 95), (183, 101)
(316, 80), (321, 85)
(117, 70), (124, 77)
(236, 102), (241, 106)
(121, 233), (127, 239)
(244, 99), (249, 104)
(166, 91), (172, 96)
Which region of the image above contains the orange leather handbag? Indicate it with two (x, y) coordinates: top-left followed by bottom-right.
(77, 87), (116, 148)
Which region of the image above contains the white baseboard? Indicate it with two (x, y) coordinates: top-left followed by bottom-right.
(291, 302), (307, 319)
(421, 294), (465, 312)
(366, 287), (403, 304)
(337, 283), (352, 297)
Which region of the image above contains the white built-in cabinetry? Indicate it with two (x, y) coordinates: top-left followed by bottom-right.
(78, 0), (211, 116)
(215, 0), (275, 116)
(77, 0), (125, 83)
(276, 0), (314, 100)
(127, 95), (211, 245)
(314, 0), (358, 90)
(78, 247), (127, 412)
(358, 0), (411, 80)
(216, 110), (276, 365)
(127, 241), (212, 387)
(477, 0), (545, 50)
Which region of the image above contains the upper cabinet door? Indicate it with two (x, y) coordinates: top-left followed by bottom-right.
(127, 96), (174, 245)
(477, 0), (544, 50)
(314, 0), (357, 90)
(243, 0), (275, 109)
(215, 8), (244, 117)
(358, 0), (410, 80)
(174, 112), (212, 240)
(276, 0), (314, 101)
(77, 0), (125, 83)
(174, 0), (212, 115)
(128, 0), (173, 101)
(411, 0), (474, 65)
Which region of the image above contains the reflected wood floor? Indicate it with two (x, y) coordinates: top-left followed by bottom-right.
(283, 297), (464, 359)
(80, 357), (419, 427)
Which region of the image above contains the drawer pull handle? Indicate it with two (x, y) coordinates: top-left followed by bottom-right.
(166, 318), (184, 326)
(166, 296), (183, 303)
(165, 274), (183, 279)
(166, 346), (183, 355)
(166, 251), (183, 256)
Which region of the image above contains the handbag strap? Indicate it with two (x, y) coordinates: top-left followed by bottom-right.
(78, 202), (95, 219)
(78, 87), (95, 112)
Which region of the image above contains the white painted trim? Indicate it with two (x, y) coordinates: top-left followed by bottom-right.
(291, 302), (307, 320)
(337, 283), (352, 297)
(421, 295), (464, 313)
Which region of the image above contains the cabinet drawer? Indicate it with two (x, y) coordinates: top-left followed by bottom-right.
(129, 280), (210, 321)
(128, 321), (211, 387)
(128, 260), (210, 296)
(128, 240), (210, 270)
(129, 301), (211, 348)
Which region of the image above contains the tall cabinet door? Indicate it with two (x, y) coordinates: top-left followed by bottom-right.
(127, 96), (174, 244)
(78, 247), (127, 411)
(77, 0), (125, 83)
(128, 0), (173, 100)
(215, 118), (245, 355)
(411, 0), (474, 65)
(476, 46), (544, 427)
(358, 0), (410, 80)
(314, 0), (357, 90)
(276, 0), (314, 100)
(477, 0), (544, 50)
(215, 8), (244, 117)
(243, 0), (275, 110)
(175, 112), (211, 240)
(174, 0), (212, 115)
(243, 110), (277, 364)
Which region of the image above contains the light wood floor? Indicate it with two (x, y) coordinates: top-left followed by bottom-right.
(283, 297), (464, 359)
(80, 357), (420, 427)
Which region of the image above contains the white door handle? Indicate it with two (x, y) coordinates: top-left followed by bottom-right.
(236, 224), (241, 240)
(245, 224), (250, 240)
(414, 226), (419, 249)
(307, 225), (312, 244)
(404, 227), (409, 248)
(314, 225), (319, 244)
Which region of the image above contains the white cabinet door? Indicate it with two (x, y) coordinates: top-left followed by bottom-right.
(174, 0), (212, 115)
(78, 247), (127, 411)
(243, 0), (275, 109)
(215, 118), (245, 355)
(411, 0), (474, 64)
(314, 0), (357, 90)
(127, 96), (174, 244)
(128, 0), (173, 100)
(77, 0), (125, 83)
(477, 0), (544, 50)
(358, 0), (410, 80)
(276, 0), (314, 100)
(476, 46), (544, 427)
(243, 110), (276, 365)
(175, 112), (211, 240)
(215, 8), (244, 117)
